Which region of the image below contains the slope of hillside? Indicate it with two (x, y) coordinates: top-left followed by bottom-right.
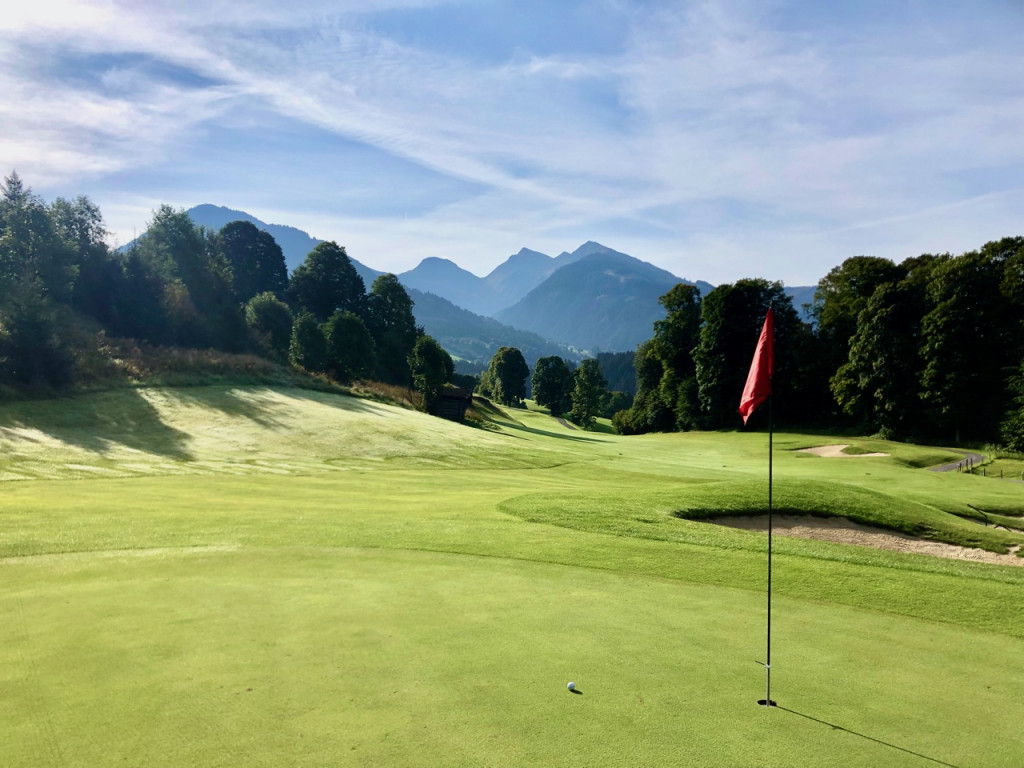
(185, 204), (382, 285)
(480, 246), (592, 311)
(408, 289), (576, 370)
(399, 257), (497, 316)
(494, 249), (699, 352)
(481, 248), (553, 309)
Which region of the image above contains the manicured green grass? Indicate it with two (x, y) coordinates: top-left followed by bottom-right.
(979, 457), (1024, 483)
(2, 386), (1023, 766)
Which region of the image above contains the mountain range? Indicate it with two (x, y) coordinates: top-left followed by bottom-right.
(183, 204), (811, 366)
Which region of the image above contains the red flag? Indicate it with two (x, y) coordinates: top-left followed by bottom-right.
(738, 308), (774, 424)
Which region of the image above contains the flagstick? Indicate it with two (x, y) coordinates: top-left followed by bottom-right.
(740, 307), (776, 707)
(759, 394), (777, 707)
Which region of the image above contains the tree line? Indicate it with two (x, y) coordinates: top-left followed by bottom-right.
(3, 171), (1022, 448)
(473, 243), (1024, 448)
(613, 246), (1024, 448)
(475, 346), (630, 430)
(0, 173), (454, 411)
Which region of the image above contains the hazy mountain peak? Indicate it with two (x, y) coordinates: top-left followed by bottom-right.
(184, 204), (380, 284)
(512, 247), (551, 261)
(570, 241), (624, 258)
(413, 256), (467, 271)
(399, 257), (494, 315)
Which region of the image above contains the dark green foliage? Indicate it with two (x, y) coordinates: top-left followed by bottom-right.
(0, 172), (77, 303)
(988, 237), (1024, 363)
(602, 390), (632, 419)
(569, 358), (607, 430)
(4, 171), (1024, 449)
(323, 310), (375, 383)
(245, 293), (294, 361)
(531, 356), (573, 416)
(693, 279), (800, 429)
(612, 284), (703, 434)
(0, 274), (74, 389)
(920, 250), (1012, 442)
(485, 346), (530, 406)
(451, 372), (479, 391)
(654, 284), (702, 430)
(52, 195), (124, 331)
(367, 273), (418, 385)
(998, 238), (1024, 308)
(813, 256), (905, 371)
(0, 174), (77, 389)
(653, 284), (701, 377)
(830, 279), (926, 438)
(218, 220), (288, 302)
(409, 335), (453, 412)
(289, 241), (366, 322)
(596, 351), (636, 396)
(613, 340), (672, 434)
(1000, 361), (1024, 452)
(52, 195), (110, 319)
(132, 205), (245, 351)
(113, 250), (176, 345)
(288, 312), (327, 373)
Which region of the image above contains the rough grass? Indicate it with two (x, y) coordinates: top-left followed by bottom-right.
(2, 386), (1024, 767)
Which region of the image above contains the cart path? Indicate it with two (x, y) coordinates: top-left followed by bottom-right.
(929, 451), (985, 472)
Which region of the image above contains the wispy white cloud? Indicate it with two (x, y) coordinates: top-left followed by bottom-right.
(1, 0), (1022, 284)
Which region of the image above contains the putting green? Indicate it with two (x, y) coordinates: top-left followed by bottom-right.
(1, 386), (1023, 766)
(4, 546), (1021, 767)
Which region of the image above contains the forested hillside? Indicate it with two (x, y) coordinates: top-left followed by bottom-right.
(0, 173), (453, 412)
(1, 172), (1021, 448)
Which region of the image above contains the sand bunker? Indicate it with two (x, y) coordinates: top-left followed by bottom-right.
(799, 444), (890, 458)
(712, 515), (1023, 567)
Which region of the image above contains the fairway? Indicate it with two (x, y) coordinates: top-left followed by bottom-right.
(2, 386), (1023, 767)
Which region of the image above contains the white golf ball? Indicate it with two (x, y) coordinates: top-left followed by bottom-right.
(567, 681), (575, 691)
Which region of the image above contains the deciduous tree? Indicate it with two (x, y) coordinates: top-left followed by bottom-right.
(409, 335), (453, 413)
(569, 358), (607, 430)
(288, 241), (366, 322)
(693, 279), (800, 429)
(245, 292), (293, 361)
(920, 250), (1011, 442)
(486, 346), (529, 406)
(531, 356), (573, 416)
(133, 205), (244, 350)
(830, 280), (925, 438)
(288, 311), (327, 373)
(218, 221), (288, 302)
(323, 310), (375, 383)
(367, 273), (418, 385)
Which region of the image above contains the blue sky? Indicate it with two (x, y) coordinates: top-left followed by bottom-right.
(2, 0), (1022, 285)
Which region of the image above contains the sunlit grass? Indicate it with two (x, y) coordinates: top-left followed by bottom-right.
(2, 386), (1024, 766)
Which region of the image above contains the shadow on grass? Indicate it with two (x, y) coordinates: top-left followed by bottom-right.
(162, 385), (384, 429)
(779, 706), (961, 767)
(501, 421), (606, 444)
(0, 387), (195, 460)
(0, 385), (382, 461)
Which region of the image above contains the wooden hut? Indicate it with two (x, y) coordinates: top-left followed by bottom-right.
(432, 386), (473, 422)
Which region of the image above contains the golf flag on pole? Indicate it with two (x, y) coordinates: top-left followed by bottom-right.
(738, 308), (774, 424)
(740, 307), (778, 707)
